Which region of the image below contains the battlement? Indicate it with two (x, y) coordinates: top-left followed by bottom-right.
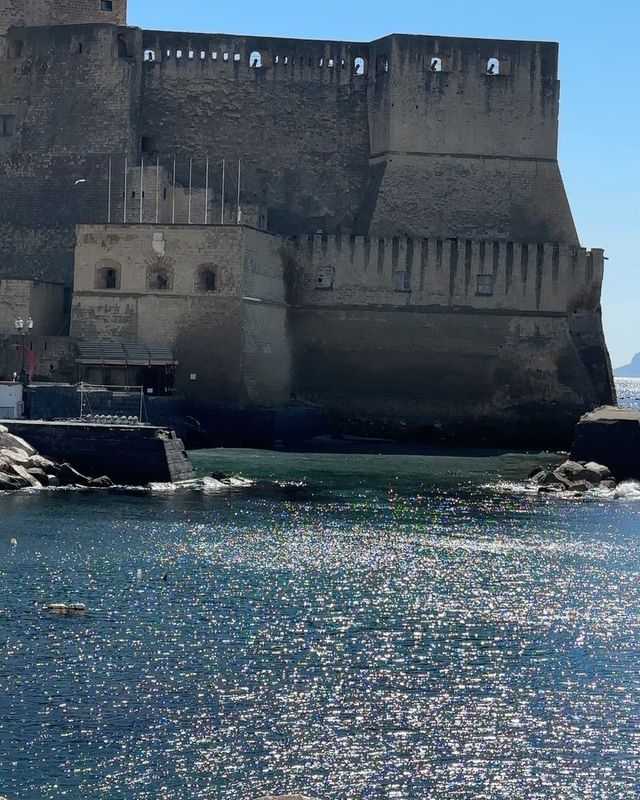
(294, 234), (604, 316)
(0, 0), (127, 35)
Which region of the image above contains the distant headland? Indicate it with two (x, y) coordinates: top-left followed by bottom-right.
(615, 353), (640, 378)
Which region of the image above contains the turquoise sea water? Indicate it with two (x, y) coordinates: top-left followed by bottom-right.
(0, 382), (639, 800)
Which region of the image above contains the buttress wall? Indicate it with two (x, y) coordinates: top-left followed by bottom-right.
(0, 24), (141, 282)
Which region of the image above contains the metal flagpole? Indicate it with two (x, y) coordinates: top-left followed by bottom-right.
(171, 156), (176, 224)
(107, 156), (112, 223)
(123, 156), (128, 223)
(155, 156), (160, 224)
(204, 157), (209, 225)
(188, 157), (193, 224)
(236, 158), (241, 224)
(221, 159), (225, 224)
(139, 156), (144, 223)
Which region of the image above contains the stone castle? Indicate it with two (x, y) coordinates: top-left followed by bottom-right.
(0, 0), (615, 442)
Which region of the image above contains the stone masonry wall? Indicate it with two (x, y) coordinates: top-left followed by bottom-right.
(71, 224), (292, 407)
(0, 23), (141, 283)
(0, 0), (127, 35)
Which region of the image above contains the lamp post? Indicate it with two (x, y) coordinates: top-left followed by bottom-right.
(14, 316), (34, 384)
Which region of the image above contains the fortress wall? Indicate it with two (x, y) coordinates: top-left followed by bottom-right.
(0, 24), (142, 282)
(374, 35), (560, 159)
(139, 31), (372, 236)
(363, 35), (578, 243)
(1, 0), (127, 34)
(288, 307), (597, 441)
(288, 234), (612, 436)
(292, 234), (599, 314)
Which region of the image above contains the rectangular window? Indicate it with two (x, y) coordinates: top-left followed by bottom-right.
(100, 1), (113, 12)
(394, 270), (411, 292)
(2, 115), (15, 137)
(476, 274), (494, 296)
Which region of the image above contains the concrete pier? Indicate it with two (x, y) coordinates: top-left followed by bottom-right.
(0, 420), (195, 485)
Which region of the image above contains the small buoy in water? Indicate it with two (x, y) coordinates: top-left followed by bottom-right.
(67, 603), (86, 613)
(10, 538), (17, 547)
(136, 568), (142, 581)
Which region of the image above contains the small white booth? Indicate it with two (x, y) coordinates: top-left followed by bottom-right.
(0, 383), (24, 419)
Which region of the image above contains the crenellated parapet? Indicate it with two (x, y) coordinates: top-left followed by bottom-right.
(293, 234), (604, 315)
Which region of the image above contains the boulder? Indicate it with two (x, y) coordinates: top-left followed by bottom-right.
(10, 463), (42, 487)
(89, 475), (114, 488)
(0, 432), (37, 456)
(0, 471), (20, 490)
(28, 468), (49, 486)
(57, 462), (91, 487)
(583, 461), (612, 479)
(0, 447), (30, 465)
(27, 454), (56, 472)
(47, 475), (61, 488)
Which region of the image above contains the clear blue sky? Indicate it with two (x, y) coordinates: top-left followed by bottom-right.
(129, 0), (638, 367)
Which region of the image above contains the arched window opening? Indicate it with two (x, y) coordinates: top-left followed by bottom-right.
(328, 58), (334, 68)
(196, 265), (217, 293)
(95, 260), (121, 290)
(117, 35), (132, 60)
(176, 49), (183, 60)
(487, 57), (501, 75)
(223, 53), (229, 62)
(354, 57), (366, 76)
(249, 51), (263, 68)
(7, 40), (23, 59)
(143, 49), (156, 62)
(188, 50), (195, 60)
(233, 53), (241, 62)
(430, 57), (443, 72)
(200, 50), (206, 60)
(147, 264), (173, 291)
(211, 52), (218, 60)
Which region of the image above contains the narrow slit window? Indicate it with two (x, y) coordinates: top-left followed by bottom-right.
(176, 49), (183, 59)
(233, 53), (241, 62)
(2, 115), (16, 137)
(223, 53), (229, 62)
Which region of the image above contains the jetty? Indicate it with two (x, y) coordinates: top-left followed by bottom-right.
(0, 419), (194, 485)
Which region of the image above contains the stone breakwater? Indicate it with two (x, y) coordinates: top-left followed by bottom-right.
(0, 425), (113, 491)
(528, 459), (616, 495)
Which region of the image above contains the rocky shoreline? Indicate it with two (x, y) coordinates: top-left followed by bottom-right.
(528, 459), (616, 495)
(0, 425), (113, 491)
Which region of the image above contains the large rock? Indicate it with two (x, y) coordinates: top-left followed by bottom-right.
(0, 471), (20, 490)
(571, 406), (640, 481)
(0, 432), (37, 456)
(57, 462), (91, 487)
(10, 463), (42, 488)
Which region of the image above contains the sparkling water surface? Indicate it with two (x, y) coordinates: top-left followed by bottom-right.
(1, 392), (639, 799)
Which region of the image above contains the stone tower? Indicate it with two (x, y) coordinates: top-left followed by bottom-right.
(0, 0), (127, 35)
